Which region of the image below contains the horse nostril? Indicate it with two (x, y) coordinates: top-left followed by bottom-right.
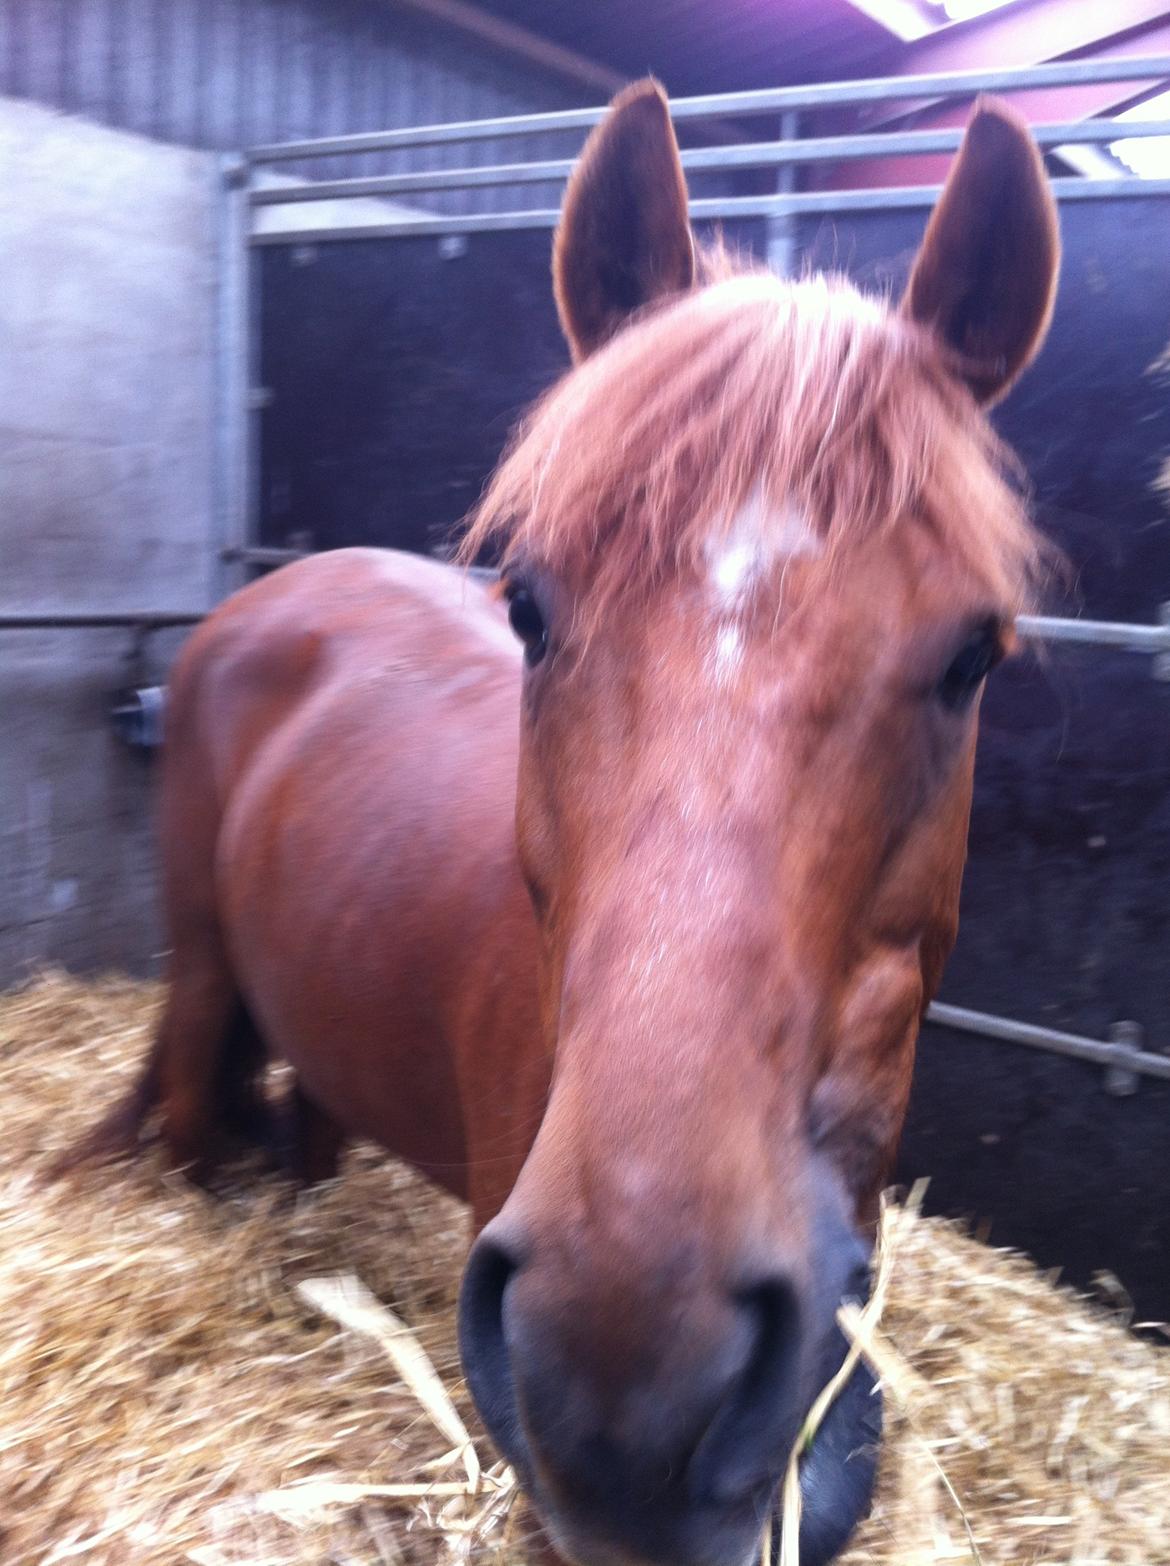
(739, 1275), (802, 1427)
(458, 1228), (524, 1463)
(688, 1276), (802, 1507)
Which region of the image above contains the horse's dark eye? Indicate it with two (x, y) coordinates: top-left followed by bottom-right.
(937, 622), (1003, 711)
(507, 587), (547, 666)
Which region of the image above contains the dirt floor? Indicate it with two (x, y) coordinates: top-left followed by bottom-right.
(2, 974), (1168, 1566)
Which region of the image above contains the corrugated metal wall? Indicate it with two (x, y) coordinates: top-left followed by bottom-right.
(0, 0), (591, 210)
(0, 0), (589, 147)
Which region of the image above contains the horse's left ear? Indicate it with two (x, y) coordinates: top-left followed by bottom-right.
(553, 78), (695, 361)
(902, 97), (1060, 405)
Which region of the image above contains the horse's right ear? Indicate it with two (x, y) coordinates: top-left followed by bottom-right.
(553, 78), (695, 362)
(902, 97), (1060, 405)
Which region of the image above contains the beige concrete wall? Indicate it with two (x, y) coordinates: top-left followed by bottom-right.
(0, 97), (216, 979)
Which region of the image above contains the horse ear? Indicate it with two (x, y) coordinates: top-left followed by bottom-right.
(553, 78), (695, 362)
(902, 97), (1060, 406)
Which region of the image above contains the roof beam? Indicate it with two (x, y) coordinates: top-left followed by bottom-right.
(878, 0), (1170, 78)
(817, 2), (1170, 188)
(390, 0), (625, 96)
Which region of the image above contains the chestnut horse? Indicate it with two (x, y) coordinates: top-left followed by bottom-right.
(67, 83), (1059, 1566)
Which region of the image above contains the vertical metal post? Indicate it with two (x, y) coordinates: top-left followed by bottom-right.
(765, 110), (799, 278)
(1155, 601), (1170, 682)
(1103, 1021), (1144, 1097)
(213, 153), (254, 601)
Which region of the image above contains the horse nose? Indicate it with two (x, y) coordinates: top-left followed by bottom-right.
(459, 1223), (811, 1526)
(457, 1225), (527, 1467)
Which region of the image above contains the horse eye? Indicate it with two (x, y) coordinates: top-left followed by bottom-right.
(936, 621), (1004, 711)
(506, 587), (548, 666)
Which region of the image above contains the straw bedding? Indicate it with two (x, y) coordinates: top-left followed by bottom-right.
(1, 973), (1167, 1566)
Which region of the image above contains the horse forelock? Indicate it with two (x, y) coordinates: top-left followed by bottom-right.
(460, 256), (1047, 639)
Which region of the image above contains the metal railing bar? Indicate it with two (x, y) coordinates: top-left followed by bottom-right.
(1017, 614), (1170, 653)
(249, 117), (1170, 208)
(225, 546), (504, 585)
(247, 54), (1170, 162)
(751, 177), (1170, 213)
(216, 556), (1170, 660)
(220, 545), (310, 566)
(0, 612), (205, 629)
(251, 210), (562, 243)
(927, 1002), (1170, 1083)
(250, 176), (1170, 244)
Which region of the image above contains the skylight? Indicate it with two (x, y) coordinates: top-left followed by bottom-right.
(1111, 89), (1170, 180)
(933, 0), (1021, 20)
(849, 0), (1025, 42)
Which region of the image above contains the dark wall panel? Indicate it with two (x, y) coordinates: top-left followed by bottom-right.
(259, 231), (569, 557)
(257, 219), (768, 557)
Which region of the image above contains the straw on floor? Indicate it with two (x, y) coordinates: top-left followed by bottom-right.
(1, 973), (1167, 1566)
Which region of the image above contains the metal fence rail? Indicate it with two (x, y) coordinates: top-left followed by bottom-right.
(927, 1005), (1170, 1092)
(246, 53), (1170, 163)
(244, 53), (1170, 249)
(248, 116), (1170, 207)
(0, 612), (204, 629)
(252, 177), (1170, 245)
(224, 53), (1170, 1080)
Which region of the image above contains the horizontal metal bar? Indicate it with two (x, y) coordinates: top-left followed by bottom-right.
(251, 161), (570, 205)
(249, 117), (1170, 208)
(1016, 613), (1170, 653)
(927, 1002), (1170, 1083)
(252, 210), (562, 243)
(227, 545), (504, 583)
(11, 602), (1161, 652)
(0, 612), (204, 629)
(251, 175), (1170, 244)
(221, 545), (310, 566)
(758, 176), (1170, 213)
(247, 54), (1170, 162)
(211, 558), (1170, 658)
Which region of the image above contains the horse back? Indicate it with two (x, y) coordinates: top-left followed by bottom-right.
(160, 549), (540, 1205)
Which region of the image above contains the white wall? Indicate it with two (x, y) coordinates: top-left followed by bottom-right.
(0, 97), (217, 978)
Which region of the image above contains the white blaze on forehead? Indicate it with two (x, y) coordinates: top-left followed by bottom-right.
(712, 623), (743, 686)
(704, 483), (820, 687)
(705, 482), (820, 610)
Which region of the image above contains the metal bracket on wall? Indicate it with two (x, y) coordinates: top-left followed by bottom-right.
(927, 1003), (1170, 1094)
(1103, 1021), (1145, 1098)
(109, 685), (167, 750)
(1155, 602), (1170, 683)
(220, 545), (310, 567)
(0, 613), (199, 748)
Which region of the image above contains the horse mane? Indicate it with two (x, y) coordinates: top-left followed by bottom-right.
(460, 252), (1045, 634)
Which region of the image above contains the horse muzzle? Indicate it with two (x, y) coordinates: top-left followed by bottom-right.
(457, 1218), (881, 1566)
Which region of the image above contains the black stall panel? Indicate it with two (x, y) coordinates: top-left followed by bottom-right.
(258, 231), (570, 559)
(257, 219), (768, 559)
(801, 198), (1170, 1317)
